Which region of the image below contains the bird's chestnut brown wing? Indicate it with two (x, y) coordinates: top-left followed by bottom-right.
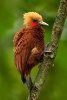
(13, 28), (25, 46)
(13, 29), (33, 75)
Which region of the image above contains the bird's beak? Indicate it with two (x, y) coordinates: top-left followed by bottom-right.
(38, 21), (49, 26)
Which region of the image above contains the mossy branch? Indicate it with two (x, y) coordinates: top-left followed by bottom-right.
(27, 0), (67, 100)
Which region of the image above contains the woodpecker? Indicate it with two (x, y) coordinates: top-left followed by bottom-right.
(13, 12), (49, 89)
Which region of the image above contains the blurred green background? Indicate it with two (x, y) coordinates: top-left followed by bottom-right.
(0, 0), (67, 100)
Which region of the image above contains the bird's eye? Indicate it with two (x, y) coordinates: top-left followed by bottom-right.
(33, 19), (38, 22)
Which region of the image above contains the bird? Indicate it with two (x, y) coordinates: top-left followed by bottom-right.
(13, 12), (49, 89)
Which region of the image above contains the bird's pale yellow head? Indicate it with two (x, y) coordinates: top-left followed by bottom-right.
(23, 12), (49, 27)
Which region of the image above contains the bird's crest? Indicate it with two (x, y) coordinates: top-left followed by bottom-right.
(23, 12), (43, 27)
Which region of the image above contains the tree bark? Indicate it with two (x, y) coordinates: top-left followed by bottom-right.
(27, 0), (67, 100)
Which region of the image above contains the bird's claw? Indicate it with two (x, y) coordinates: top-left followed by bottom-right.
(42, 50), (53, 56)
(41, 42), (53, 56)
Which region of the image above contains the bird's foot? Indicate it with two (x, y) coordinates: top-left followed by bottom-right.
(41, 42), (53, 56)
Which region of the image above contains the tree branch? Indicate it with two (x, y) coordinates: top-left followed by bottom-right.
(27, 0), (67, 100)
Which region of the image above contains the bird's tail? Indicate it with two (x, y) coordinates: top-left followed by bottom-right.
(21, 75), (26, 83)
(21, 74), (34, 91)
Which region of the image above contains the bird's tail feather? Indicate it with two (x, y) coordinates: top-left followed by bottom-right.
(21, 75), (26, 83)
